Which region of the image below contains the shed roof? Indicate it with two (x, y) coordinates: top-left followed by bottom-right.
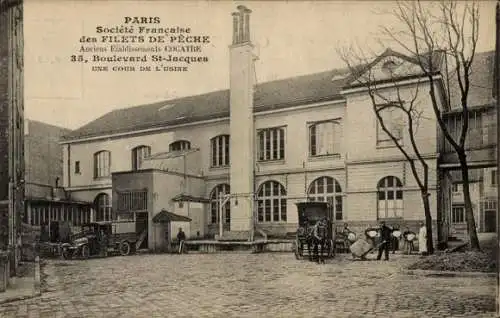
(152, 209), (192, 223)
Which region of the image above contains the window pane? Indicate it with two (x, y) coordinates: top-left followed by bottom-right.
(273, 199), (279, 221)
(279, 129), (285, 159)
(309, 183), (316, 194)
(259, 132), (264, 160)
(326, 178), (334, 193)
(212, 139), (217, 166)
(280, 199), (287, 221)
(264, 183), (271, 196)
(378, 191), (385, 200)
(317, 178), (324, 193)
(258, 202), (264, 222)
(310, 125), (316, 156)
(225, 136), (230, 165)
(396, 178), (402, 187)
(396, 190), (403, 199)
(387, 191), (394, 200)
(387, 176), (394, 187)
(265, 200), (271, 222)
(335, 181), (342, 193)
(335, 196), (342, 212)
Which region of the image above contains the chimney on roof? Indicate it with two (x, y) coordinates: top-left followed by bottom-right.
(229, 6), (255, 236)
(232, 5), (252, 45)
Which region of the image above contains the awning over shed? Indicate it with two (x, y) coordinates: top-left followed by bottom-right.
(152, 209), (192, 223)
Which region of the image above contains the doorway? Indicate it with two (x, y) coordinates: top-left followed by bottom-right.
(135, 212), (148, 249)
(484, 210), (497, 233)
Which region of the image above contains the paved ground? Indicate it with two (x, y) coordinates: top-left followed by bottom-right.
(0, 252), (496, 318)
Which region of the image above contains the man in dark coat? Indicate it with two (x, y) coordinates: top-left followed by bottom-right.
(177, 227), (186, 254)
(377, 221), (392, 261)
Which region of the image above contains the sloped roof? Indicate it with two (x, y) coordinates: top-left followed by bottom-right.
(61, 69), (350, 141)
(343, 48), (445, 88)
(152, 209), (192, 223)
(61, 50), (494, 142)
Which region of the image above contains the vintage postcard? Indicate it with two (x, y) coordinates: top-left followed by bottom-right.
(0, 0), (498, 317)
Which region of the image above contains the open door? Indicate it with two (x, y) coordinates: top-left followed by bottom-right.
(135, 212), (148, 249)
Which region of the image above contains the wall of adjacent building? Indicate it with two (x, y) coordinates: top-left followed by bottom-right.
(24, 120), (70, 190)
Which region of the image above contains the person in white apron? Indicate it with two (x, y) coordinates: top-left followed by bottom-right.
(418, 222), (427, 255)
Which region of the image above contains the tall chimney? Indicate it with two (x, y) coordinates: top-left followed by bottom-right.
(229, 6), (255, 235)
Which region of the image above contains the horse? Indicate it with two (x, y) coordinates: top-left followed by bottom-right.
(307, 218), (329, 263)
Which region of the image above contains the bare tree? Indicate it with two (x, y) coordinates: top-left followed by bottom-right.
(384, 0), (481, 250)
(343, 0), (482, 250)
(339, 48), (435, 254)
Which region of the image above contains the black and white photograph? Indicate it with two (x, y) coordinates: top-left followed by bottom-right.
(0, 0), (498, 317)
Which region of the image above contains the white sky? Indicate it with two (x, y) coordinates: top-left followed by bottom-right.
(24, 0), (496, 130)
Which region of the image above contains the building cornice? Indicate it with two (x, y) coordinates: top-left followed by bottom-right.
(341, 74), (442, 95)
(347, 153), (439, 165)
(59, 99), (345, 145)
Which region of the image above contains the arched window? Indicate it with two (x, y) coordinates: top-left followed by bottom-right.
(131, 145), (151, 171)
(210, 184), (230, 224)
(257, 181), (287, 222)
(308, 176), (343, 220)
(169, 140), (191, 152)
(94, 193), (112, 221)
(211, 135), (230, 167)
(94, 151), (111, 178)
(377, 176), (403, 218)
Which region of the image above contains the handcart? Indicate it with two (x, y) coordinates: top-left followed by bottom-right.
(349, 228), (386, 260)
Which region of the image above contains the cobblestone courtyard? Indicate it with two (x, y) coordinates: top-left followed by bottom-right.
(0, 253), (496, 318)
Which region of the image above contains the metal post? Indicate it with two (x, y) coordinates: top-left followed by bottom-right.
(495, 2), (500, 315)
(219, 194), (223, 238)
(219, 194), (231, 238)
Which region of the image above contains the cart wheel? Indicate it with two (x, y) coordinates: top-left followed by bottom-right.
(81, 245), (89, 259)
(120, 241), (131, 256)
(61, 247), (72, 260)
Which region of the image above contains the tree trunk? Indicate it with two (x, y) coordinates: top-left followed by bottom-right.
(458, 152), (481, 251)
(422, 191), (434, 254)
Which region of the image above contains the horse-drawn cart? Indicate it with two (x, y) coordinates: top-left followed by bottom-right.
(293, 202), (335, 262)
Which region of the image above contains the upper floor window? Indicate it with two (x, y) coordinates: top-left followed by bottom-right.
(492, 169), (497, 187)
(211, 135), (230, 167)
(74, 161), (81, 174)
(256, 180), (287, 222)
(209, 184), (230, 224)
(169, 140), (191, 152)
(93, 151), (111, 178)
(132, 145), (151, 171)
(377, 176), (403, 219)
(376, 107), (404, 145)
(307, 176), (343, 220)
(309, 120), (341, 157)
(258, 127), (285, 161)
(117, 190), (148, 212)
(451, 206), (465, 224)
(94, 193), (112, 221)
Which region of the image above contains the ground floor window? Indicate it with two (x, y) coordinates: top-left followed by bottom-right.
(451, 206), (465, 224)
(28, 204), (91, 226)
(210, 184), (230, 224)
(377, 176), (403, 219)
(95, 193), (112, 221)
(257, 180), (287, 222)
(307, 176), (343, 220)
